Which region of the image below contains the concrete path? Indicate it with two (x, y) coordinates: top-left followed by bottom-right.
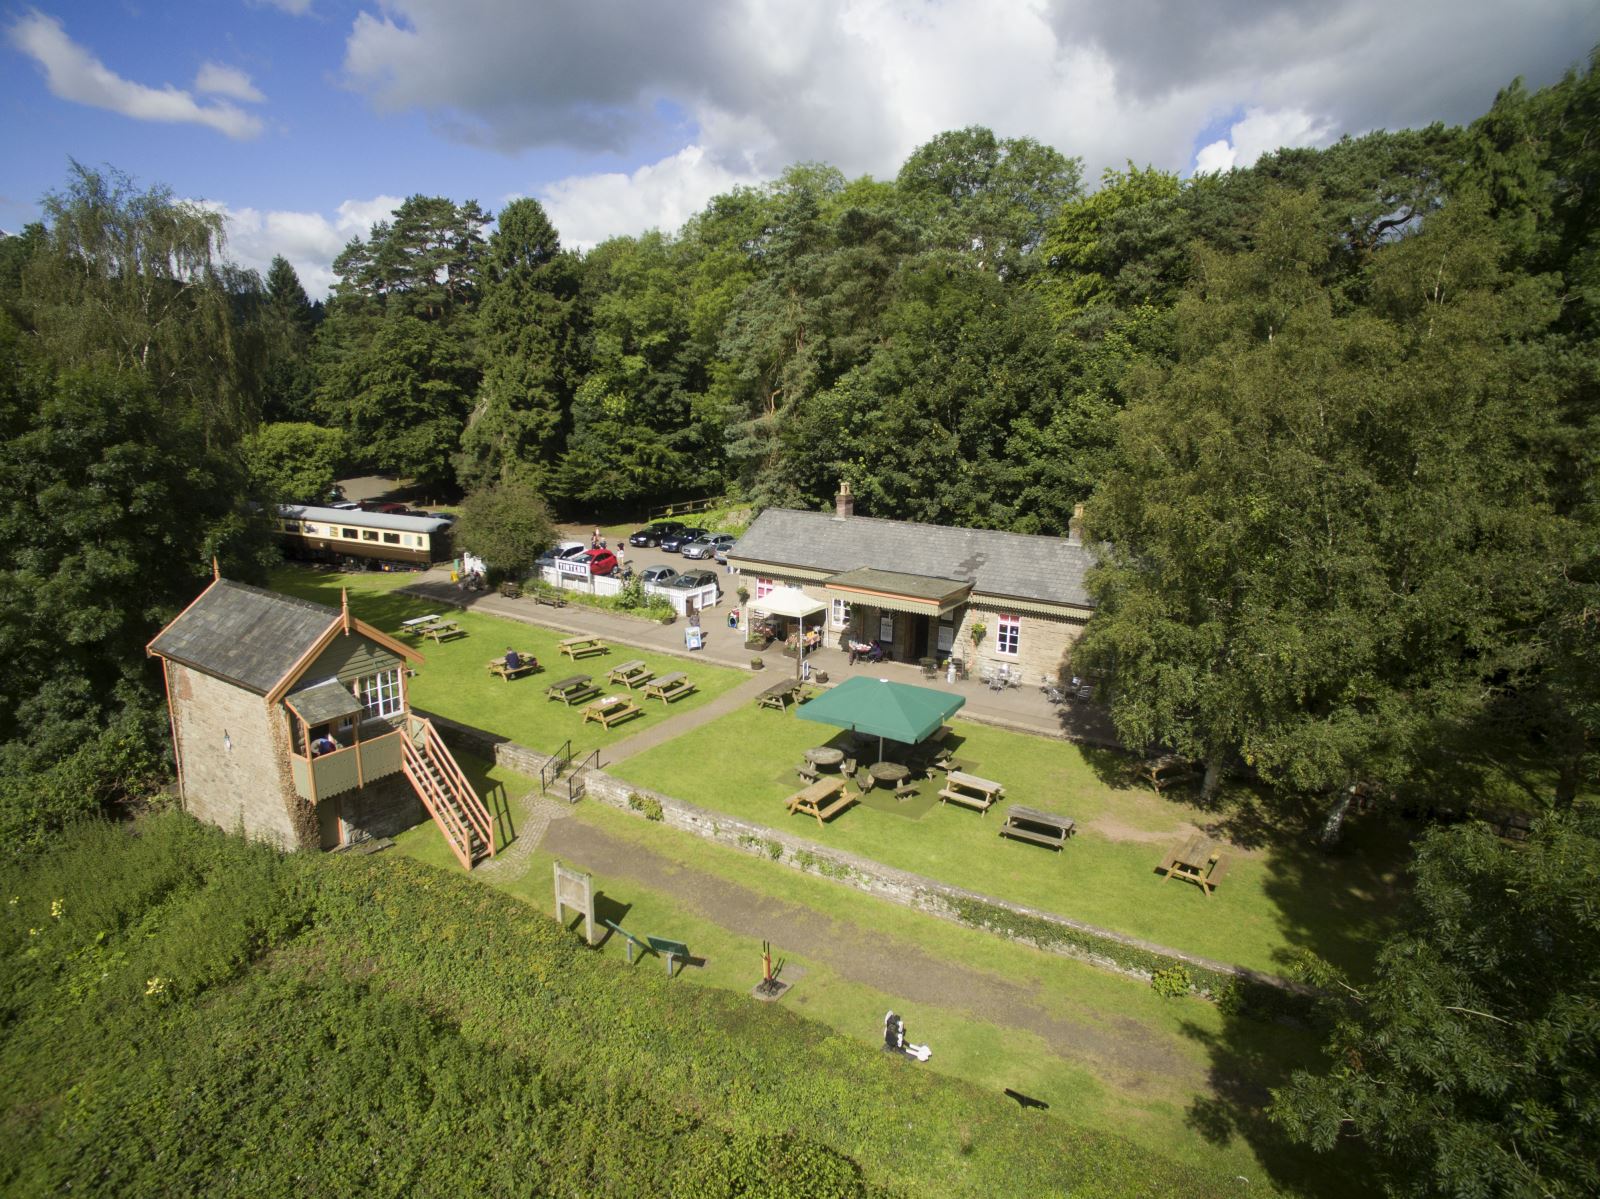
(400, 568), (1119, 745)
(602, 670), (776, 765)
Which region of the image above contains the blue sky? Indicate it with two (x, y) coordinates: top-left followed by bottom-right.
(5, 1), (1596, 295)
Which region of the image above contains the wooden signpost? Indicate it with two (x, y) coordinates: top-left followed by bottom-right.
(553, 860), (596, 944)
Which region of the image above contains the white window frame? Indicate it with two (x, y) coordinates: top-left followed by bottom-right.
(996, 613), (1021, 657)
(755, 577), (774, 599)
(879, 612), (895, 642)
(831, 597), (851, 628)
(356, 668), (403, 719)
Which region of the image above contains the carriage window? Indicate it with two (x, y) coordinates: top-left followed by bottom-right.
(341, 527), (358, 539)
(362, 530), (379, 541)
(302, 523), (319, 535)
(382, 532), (401, 544)
(283, 520), (302, 533)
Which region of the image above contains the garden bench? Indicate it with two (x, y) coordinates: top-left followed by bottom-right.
(532, 589), (567, 608)
(998, 805), (1075, 851)
(784, 776), (857, 828)
(645, 934), (690, 978)
(939, 769), (1004, 814)
(1158, 834), (1227, 896)
(602, 917), (650, 964)
(546, 675), (600, 705)
(559, 635), (608, 659)
(1139, 755), (1198, 791)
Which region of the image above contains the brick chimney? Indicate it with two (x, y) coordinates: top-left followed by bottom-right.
(834, 480), (854, 520)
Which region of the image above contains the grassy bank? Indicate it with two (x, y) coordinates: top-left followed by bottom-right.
(2, 812), (1248, 1198)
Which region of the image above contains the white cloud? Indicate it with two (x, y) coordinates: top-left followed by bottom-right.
(195, 61), (265, 104)
(200, 195), (403, 297)
(1192, 106), (1335, 173)
(8, 11), (265, 139)
(535, 146), (762, 250)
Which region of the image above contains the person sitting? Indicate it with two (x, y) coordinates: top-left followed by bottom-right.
(504, 647), (521, 671)
(311, 734), (338, 757)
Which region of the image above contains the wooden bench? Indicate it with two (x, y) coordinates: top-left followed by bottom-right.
(399, 614), (443, 637)
(559, 635), (608, 659)
(607, 659), (653, 688)
(546, 675), (600, 705)
(487, 653), (540, 681)
(757, 680), (802, 711)
(1139, 754), (1199, 791)
(583, 695), (644, 729)
(419, 620), (464, 643)
(999, 804), (1075, 851)
(532, 588), (567, 608)
(938, 770), (1005, 814)
(1158, 833), (1227, 895)
(644, 672), (695, 704)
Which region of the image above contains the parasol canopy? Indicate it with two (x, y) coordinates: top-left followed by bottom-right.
(796, 676), (964, 760)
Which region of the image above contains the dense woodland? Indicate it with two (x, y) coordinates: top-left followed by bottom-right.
(1, 51), (1598, 1197)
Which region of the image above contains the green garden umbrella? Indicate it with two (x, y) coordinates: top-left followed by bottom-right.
(796, 676), (965, 762)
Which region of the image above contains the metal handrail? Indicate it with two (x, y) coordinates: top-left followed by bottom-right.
(541, 740), (573, 793)
(567, 748), (600, 804)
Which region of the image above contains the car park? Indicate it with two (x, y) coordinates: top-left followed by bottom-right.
(639, 565), (679, 586)
(629, 521), (685, 548)
(535, 541), (586, 568)
(714, 537), (737, 564)
(665, 569), (719, 590)
(581, 548), (619, 576)
(681, 533), (736, 560)
(660, 526), (709, 553)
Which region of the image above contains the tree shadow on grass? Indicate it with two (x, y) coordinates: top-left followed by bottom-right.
(1174, 1009), (1379, 1198)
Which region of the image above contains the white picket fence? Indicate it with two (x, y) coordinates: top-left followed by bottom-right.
(537, 566), (720, 617)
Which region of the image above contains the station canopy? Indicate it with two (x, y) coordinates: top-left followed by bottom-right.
(797, 676), (964, 759)
(748, 588), (827, 620)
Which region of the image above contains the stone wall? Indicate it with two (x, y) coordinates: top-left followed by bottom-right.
(425, 712), (1268, 992)
(337, 773), (424, 844)
(171, 663), (308, 849)
(955, 606), (1086, 685)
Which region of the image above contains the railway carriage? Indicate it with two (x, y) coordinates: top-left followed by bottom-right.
(275, 504), (453, 569)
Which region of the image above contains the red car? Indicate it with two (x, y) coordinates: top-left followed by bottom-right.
(581, 548), (618, 576)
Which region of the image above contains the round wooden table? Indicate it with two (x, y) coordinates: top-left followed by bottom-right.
(869, 761), (910, 789)
(805, 746), (845, 769)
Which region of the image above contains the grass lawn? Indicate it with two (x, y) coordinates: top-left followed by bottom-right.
(393, 763), (1372, 1197)
(269, 565), (747, 756)
(609, 704), (1411, 978)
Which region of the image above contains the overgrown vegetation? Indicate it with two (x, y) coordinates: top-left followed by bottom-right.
(0, 814), (1237, 1197)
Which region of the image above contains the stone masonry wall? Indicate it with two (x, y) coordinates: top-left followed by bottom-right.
(954, 607), (1085, 687)
(172, 663), (306, 849)
(424, 711), (1276, 993)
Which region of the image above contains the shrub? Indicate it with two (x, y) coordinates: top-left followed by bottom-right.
(627, 793), (665, 822)
(1151, 965), (1193, 998)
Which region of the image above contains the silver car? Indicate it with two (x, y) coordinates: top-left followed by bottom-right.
(682, 533), (736, 561)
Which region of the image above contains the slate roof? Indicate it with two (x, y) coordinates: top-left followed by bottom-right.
(284, 678), (364, 725)
(148, 580), (338, 694)
(728, 509), (1095, 609)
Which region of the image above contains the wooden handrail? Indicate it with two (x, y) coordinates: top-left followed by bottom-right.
(419, 718), (494, 857)
(401, 735), (473, 870)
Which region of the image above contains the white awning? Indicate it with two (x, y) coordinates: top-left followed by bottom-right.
(749, 588), (827, 620)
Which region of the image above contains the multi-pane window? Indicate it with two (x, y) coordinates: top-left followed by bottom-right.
(879, 613), (895, 642)
(755, 577), (774, 599)
(996, 614), (1020, 657)
(355, 669), (403, 719)
(831, 597), (851, 628)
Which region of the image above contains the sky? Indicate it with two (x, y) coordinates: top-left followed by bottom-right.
(4, 1), (1597, 297)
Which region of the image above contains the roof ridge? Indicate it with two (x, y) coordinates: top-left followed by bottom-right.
(213, 577), (340, 618)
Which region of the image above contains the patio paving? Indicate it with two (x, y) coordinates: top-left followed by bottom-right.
(400, 567), (1118, 745)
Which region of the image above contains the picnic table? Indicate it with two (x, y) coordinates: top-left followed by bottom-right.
(607, 659), (653, 689)
(584, 694), (644, 730)
(805, 746), (845, 768)
(559, 635), (608, 659)
(999, 805), (1075, 850)
(938, 770), (1005, 815)
(1139, 754), (1199, 791)
(643, 672), (695, 704)
(785, 776), (858, 828)
(756, 678), (804, 711)
(400, 613), (442, 635)
(1158, 834), (1229, 896)
(867, 761), (916, 798)
(532, 588), (567, 608)
(416, 618), (463, 643)
(545, 674), (600, 705)
(487, 652), (540, 681)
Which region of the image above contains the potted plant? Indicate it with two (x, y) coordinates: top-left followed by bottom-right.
(750, 656), (765, 670)
(970, 620), (987, 647)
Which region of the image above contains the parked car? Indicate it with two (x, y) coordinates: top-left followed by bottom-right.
(535, 541), (586, 568)
(629, 521), (685, 548)
(580, 547), (619, 575)
(714, 536), (738, 564)
(664, 569), (718, 590)
(660, 526), (709, 553)
(638, 565), (679, 586)
(681, 533), (736, 561)
(328, 500), (361, 511)
(423, 511), (457, 525)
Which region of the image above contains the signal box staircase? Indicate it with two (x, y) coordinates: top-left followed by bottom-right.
(402, 716), (495, 870)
